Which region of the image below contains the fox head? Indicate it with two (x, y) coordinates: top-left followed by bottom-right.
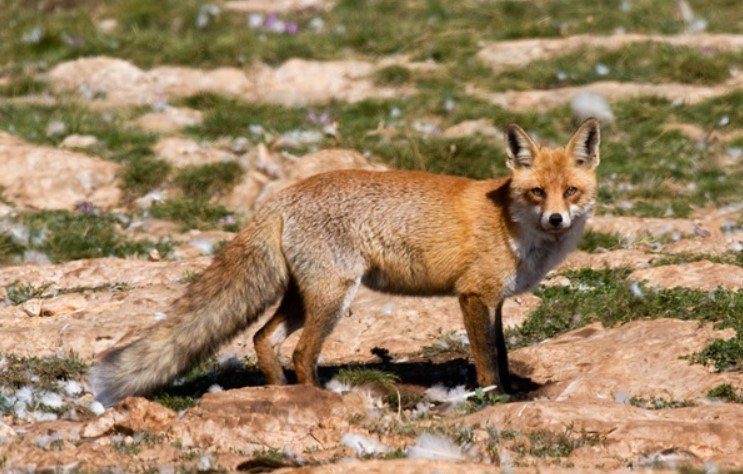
(504, 118), (600, 235)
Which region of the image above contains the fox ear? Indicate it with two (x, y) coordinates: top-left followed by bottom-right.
(504, 123), (539, 168)
(567, 118), (600, 168)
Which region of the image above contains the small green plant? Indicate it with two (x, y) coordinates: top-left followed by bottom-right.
(706, 384), (742, 403)
(4, 281), (50, 305)
(174, 161), (243, 199)
(578, 231), (624, 253)
(511, 268), (742, 349)
(0, 353), (88, 389)
(0, 74), (44, 96)
(465, 387), (509, 413)
(0, 232), (24, 264)
(19, 210), (171, 263)
(150, 198), (232, 230)
(152, 394), (198, 411)
(179, 271), (202, 284)
(336, 368), (399, 392)
(688, 335), (743, 373)
(628, 396), (694, 409)
(120, 155), (172, 197)
(373, 65), (412, 86)
(518, 426), (601, 458)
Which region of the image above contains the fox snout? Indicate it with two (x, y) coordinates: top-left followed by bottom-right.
(542, 211), (571, 232)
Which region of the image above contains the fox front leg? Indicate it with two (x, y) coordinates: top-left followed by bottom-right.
(458, 294), (511, 393)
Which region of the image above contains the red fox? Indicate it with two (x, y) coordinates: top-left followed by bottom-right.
(92, 118), (600, 405)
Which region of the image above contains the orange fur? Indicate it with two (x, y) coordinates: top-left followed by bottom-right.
(92, 119), (600, 404)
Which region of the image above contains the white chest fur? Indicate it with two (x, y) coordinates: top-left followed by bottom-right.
(503, 219), (585, 297)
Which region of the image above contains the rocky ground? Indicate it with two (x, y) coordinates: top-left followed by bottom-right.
(0, 0), (741, 472)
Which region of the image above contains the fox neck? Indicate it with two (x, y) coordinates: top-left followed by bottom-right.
(502, 211), (586, 298)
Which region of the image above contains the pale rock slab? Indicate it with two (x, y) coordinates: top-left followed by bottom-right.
(629, 260), (743, 291)
(0, 132), (120, 210)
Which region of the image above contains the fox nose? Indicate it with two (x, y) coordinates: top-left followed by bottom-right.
(548, 213), (563, 227)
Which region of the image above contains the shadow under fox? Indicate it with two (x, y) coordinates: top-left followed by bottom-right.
(92, 119), (601, 406)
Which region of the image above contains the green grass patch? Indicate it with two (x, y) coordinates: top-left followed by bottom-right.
(18, 210), (172, 263)
(688, 336), (742, 372)
(0, 102), (156, 160)
(150, 198), (234, 230)
(0, 74), (45, 96)
(652, 252), (743, 268)
(180, 93), (309, 139)
(2, 0), (740, 72)
(628, 396), (694, 409)
(0, 353), (87, 390)
(0, 102), (169, 197)
(707, 383), (742, 403)
(174, 161), (243, 198)
(182, 87), (741, 220)
(336, 368), (399, 392)
(488, 43), (741, 91)
(0, 232), (25, 265)
(578, 230), (624, 253)
(511, 268), (742, 352)
(120, 155), (172, 198)
(151, 394), (198, 411)
(596, 93), (743, 216)
(515, 427), (601, 459)
(373, 65), (412, 86)
(3, 281), (50, 305)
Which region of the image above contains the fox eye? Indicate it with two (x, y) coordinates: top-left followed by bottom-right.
(564, 186), (578, 198)
(529, 187), (546, 198)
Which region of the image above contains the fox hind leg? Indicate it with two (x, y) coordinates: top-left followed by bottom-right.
(253, 280), (305, 385)
(292, 276), (361, 386)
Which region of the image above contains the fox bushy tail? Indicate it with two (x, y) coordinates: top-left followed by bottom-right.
(91, 212), (288, 406)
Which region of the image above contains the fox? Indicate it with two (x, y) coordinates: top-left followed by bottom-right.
(91, 118), (601, 406)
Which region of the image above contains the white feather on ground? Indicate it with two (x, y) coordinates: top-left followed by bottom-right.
(341, 433), (389, 455)
(570, 91), (615, 124)
(424, 384), (469, 403)
(424, 383), (499, 404)
(407, 432), (465, 461)
(38, 391), (64, 409)
(325, 378), (352, 393)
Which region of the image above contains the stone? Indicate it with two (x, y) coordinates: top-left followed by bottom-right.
(47, 57), (405, 108)
(0, 132), (120, 211)
(470, 80), (739, 111)
(154, 137), (236, 168)
(509, 319), (740, 402)
(477, 33), (743, 71)
(169, 386), (365, 453)
(628, 261), (743, 291)
(134, 107), (203, 133)
(59, 134), (99, 149)
(462, 400), (743, 468)
(223, 0), (333, 13)
(558, 250), (655, 271)
(441, 119), (503, 139)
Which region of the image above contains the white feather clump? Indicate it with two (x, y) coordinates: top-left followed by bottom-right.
(411, 401), (431, 419)
(61, 380), (82, 396)
(341, 433), (389, 455)
(325, 378), (352, 393)
(570, 92), (615, 124)
(38, 391), (64, 409)
(424, 384), (499, 404)
(424, 384), (469, 403)
(88, 401), (106, 416)
(407, 433), (465, 461)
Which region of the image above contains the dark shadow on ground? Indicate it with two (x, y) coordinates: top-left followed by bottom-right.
(150, 351), (541, 403)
